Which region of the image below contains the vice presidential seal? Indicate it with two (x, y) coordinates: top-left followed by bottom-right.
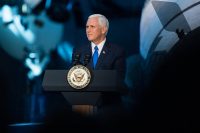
(67, 65), (91, 89)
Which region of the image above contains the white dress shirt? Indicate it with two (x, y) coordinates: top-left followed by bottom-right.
(91, 38), (106, 57)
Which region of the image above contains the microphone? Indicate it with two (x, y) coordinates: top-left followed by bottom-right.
(72, 53), (81, 66)
(83, 53), (91, 66)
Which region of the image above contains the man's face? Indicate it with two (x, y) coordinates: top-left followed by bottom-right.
(86, 17), (106, 44)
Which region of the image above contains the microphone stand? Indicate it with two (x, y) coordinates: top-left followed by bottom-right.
(83, 54), (91, 66)
(72, 53), (81, 66)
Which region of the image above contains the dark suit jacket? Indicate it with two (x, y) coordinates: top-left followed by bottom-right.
(72, 41), (126, 106)
(72, 41), (126, 79)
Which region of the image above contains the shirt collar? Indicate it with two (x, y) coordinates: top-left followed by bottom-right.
(91, 38), (106, 54)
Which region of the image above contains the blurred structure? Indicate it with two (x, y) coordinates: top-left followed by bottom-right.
(139, 0), (200, 89)
(138, 0), (200, 131)
(0, 0), (72, 124)
(140, 0), (200, 59)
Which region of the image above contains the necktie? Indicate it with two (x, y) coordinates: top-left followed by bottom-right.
(93, 46), (98, 68)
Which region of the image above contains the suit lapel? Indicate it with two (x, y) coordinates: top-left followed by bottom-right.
(95, 41), (110, 69)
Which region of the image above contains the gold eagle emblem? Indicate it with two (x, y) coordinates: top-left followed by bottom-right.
(67, 65), (91, 89)
(73, 73), (85, 82)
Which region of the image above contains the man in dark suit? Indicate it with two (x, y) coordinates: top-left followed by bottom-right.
(73, 14), (126, 78)
(71, 14), (126, 114)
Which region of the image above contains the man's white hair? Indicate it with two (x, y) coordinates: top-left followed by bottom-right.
(88, 14), (109, 34)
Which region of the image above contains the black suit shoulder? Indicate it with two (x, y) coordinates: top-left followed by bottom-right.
(108, 43), (126, 56)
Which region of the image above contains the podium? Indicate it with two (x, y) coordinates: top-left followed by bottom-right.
(42, 70), (126, 115)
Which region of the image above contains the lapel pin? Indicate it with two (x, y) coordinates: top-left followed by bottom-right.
(103, 51), (106, 54)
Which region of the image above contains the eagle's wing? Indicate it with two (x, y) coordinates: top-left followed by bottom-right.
(80, 73), (85, 80)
